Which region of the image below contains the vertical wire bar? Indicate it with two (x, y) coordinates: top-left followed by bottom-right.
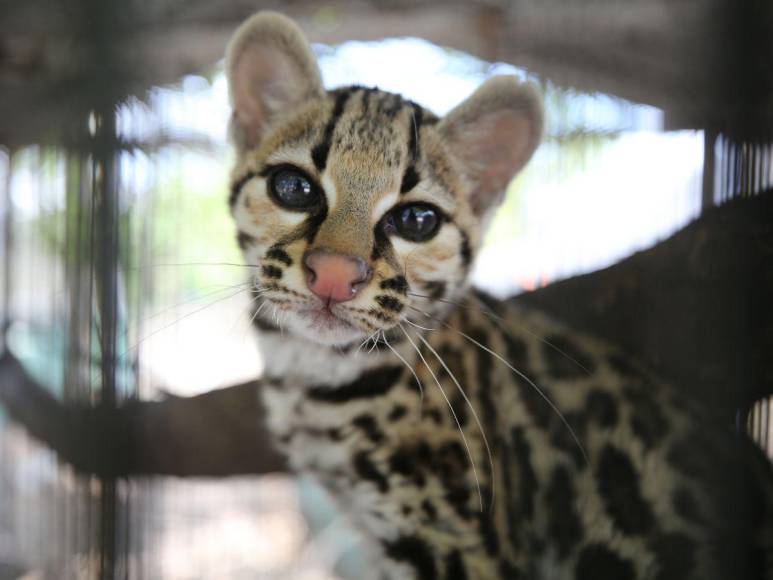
(735, 141), (741, 197)
(745, 143), (752, 196)
(717, 135), (724, 202)
(93, 107), (120, 580)
(701, 129), (717, 211)
(733, 141), (740, 198)
(752, 144), (759, 195)
(722, 138), (732, 202)
(0, 149), (11, 353)
(0, 149), (13, 571)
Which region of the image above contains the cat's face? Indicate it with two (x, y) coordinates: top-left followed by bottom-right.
(226, 12), (542, 348)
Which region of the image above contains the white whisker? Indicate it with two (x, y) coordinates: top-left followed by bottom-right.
(123, 261), (260, 272)
(399, 323), (484, 512)
(409, 304), (589, 466)
(404, 318), (437, 332)
(417, 333), (496, 512)
(150, 282), (252, 320)
(409, 291), (592, 376)
(122, 286), (249, 360)
(383, 332), (424, 402)
(248, 300), (268, 327)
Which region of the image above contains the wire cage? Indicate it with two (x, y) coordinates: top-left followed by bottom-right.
(0, 0), (772, 578)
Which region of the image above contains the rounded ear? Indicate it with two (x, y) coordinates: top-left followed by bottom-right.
(226, 12), (324, 150)
(437, 77), (543, 216)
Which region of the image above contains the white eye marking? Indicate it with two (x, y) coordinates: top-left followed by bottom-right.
(372, 191), (399, 223)
(321, 173), (338, 211)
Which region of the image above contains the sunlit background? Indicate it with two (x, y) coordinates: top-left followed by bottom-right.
(0, 31), (768, 579)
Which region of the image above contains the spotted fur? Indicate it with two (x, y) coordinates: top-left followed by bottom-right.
(226, 12), (773, 579)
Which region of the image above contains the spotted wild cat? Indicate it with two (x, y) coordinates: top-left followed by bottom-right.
(225, 12), (773, 579)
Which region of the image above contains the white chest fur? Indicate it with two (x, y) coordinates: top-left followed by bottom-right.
(257, 330), (405, 386)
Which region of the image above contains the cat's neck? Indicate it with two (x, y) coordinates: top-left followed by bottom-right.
(256, 329), (419, 387)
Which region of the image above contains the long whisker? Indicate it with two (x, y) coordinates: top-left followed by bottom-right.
(408, 291), (592, 375)
(144, 282), (253, 324)
(122, 286), (249, 360)
(416, 332), (496, 512)
(382, 332), (424, 402)
(399, 323), (484, 512)
(408, 304), (589, 466)
(403, 318), (437, 332)
(123, 261), (260, 272)
(356, 329), (380, 354)
(248, 300), (269, 327)
(368, 329), (382, 354)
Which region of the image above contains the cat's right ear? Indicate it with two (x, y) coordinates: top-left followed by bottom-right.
(226, 12), (324, 150)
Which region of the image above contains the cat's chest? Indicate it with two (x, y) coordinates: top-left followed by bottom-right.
(257, 332), (372, 385)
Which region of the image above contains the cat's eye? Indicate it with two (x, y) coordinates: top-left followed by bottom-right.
(268, 167), (319, 210)
(390, 204), (441, 242)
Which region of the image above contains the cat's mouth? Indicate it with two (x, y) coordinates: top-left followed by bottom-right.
(298, 305), (355, 332)
(278, 302), (368, 346)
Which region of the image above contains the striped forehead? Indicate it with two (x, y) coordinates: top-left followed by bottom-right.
(309, 88), (438, 210)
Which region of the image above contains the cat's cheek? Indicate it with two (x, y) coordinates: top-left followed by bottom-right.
(391, 227), (464, 282)
(235, 189), (308, 245)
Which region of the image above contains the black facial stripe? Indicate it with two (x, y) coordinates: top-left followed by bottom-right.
(229, 170), (258, 208)
(408, 104), (423, 162)
(400, 104), (424, 195)
(265, 246), (292, 266)
(311, 88), (357, 172)
(302, 206), (328, 244)
(400, 165), (420, 194)
(375, 295), (404, 313)
(272, 195), (329, 246)
(261, 265), (283, 279)
(380, 276), (409, 295)
(372, 225), (400, 269)
(459, 230), (472, 268)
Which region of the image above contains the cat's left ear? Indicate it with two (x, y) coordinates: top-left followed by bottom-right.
(437, 76), (543, 216)
(226, 12), (324, 150)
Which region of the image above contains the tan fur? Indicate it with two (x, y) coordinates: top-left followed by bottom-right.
(226, 12), (324, 151)
(223, 13), (773, 580)
(438, 76), (544, 216)
(227, 14), (542, 342)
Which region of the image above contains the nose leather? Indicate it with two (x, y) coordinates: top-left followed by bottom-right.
(304, 250), (370, 304)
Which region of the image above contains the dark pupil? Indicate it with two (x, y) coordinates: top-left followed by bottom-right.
(398, 205), (438, 241)
(274, 170), (314, 207)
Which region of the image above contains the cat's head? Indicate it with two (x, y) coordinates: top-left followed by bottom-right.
(226, 12), (542, 348)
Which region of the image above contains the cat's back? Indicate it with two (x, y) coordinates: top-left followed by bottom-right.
(447, 291), (773, 579)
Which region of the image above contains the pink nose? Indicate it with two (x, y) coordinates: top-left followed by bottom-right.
(303, 250), (371, 304)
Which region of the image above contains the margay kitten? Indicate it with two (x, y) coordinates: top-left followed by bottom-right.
(226, 12), (773, 580)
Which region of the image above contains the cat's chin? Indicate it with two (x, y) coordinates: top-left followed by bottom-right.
(284, 308), (368, 347)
